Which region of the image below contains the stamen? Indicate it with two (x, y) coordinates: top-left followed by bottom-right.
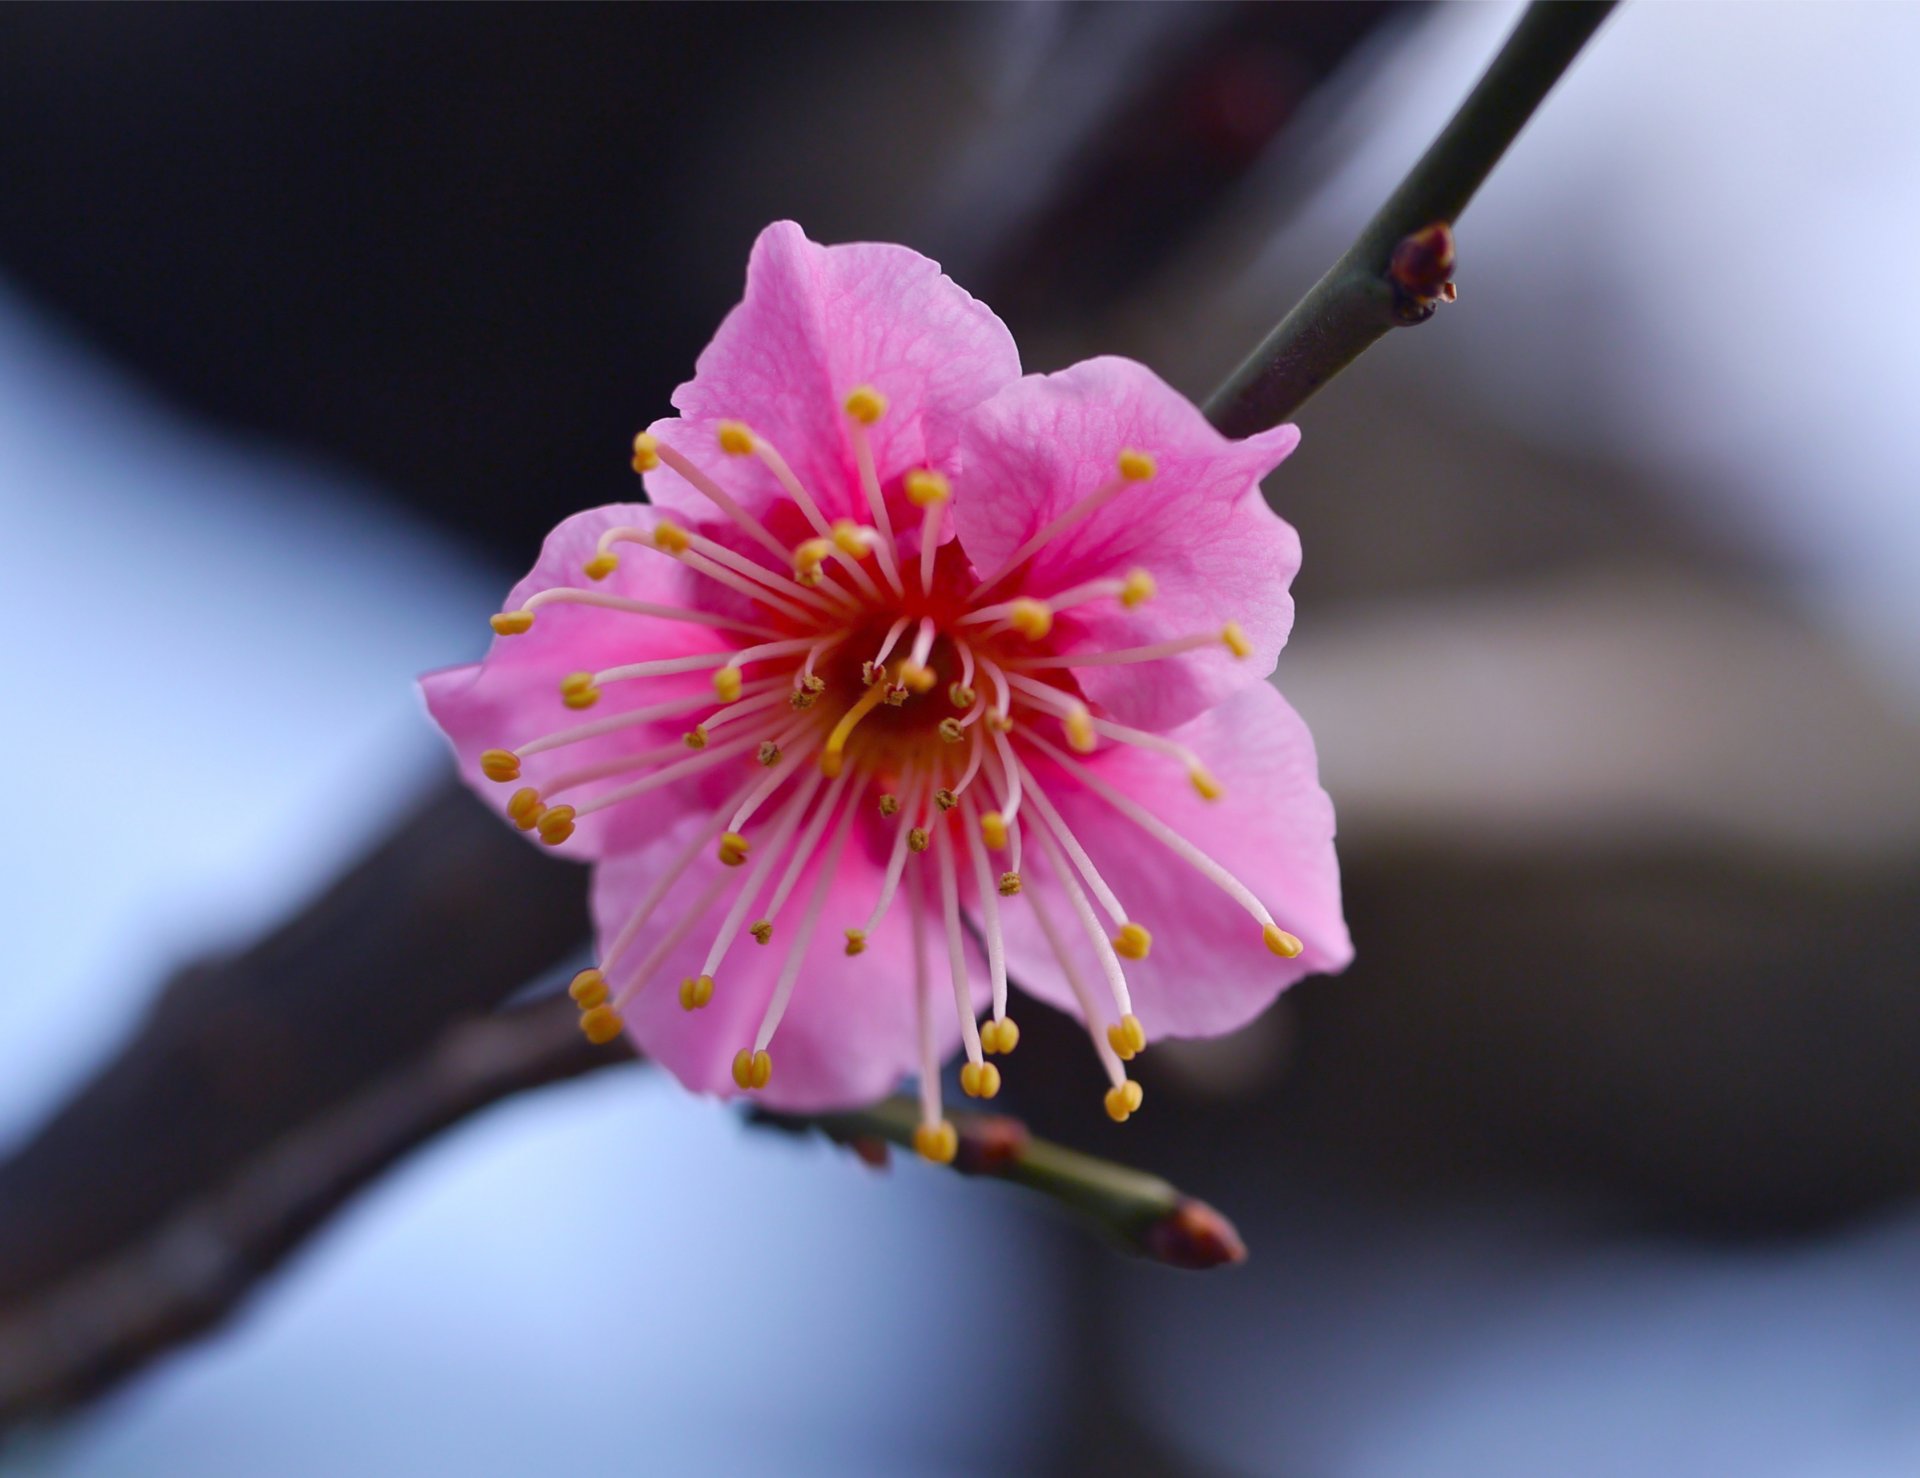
(609, 870), (735, 1012)
(602, 770), (763, 977)
(908, 874), (958, 1164)
(871, 616), (912, 670)
(842, 389), (905, 596)
(727, 729), (815, 832)
(542, 737), (689, 796)
(856, 767), (931, 937)
(972, 449), (1156, 598)
(571, 726), (773, 818)
(1027, 815), (1134, 1019)
(751, 776), (861, 1059)
(960, 797), (1011, 1025)
(907, 469), (949, 593)
(1010, 626), (1249, 670)
(592, 648), (741, 687)
(743, 428), (835, 537)
(490, 611), (534, 636)
(603, 521), (840, 623)
(648, 435), (792, 564)
(480, 749), (520, 782)
(1025, 872), (1128, 1092)
(1003, 677), (1222, 797)
(517, 586), (781, 640)
(698, 765), (827, 982)
(1026, 730), (1304, 953)
(514, 679), (780, 758)
(1011, 753), (1129, 928)
(932, 821), (986, 1069)
(756, 762), (860, 934)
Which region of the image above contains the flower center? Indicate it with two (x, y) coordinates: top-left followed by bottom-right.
(476, 388), (1304, 1158)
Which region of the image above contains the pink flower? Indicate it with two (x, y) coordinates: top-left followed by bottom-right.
(423, 221), (1350, 1161)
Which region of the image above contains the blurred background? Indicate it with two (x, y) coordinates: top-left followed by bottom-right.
(3, 2), (1919, 1474)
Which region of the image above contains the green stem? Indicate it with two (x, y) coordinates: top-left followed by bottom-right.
(767, 1096), (1245, 1269)
(1205, 0), (1617, 436)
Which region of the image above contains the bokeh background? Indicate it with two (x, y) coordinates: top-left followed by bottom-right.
(4, 3), (1920, 1474)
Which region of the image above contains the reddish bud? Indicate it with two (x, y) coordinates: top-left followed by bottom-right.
(1142, 1196), (1248, 1270)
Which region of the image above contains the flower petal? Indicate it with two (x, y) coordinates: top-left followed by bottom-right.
(996, 680), (1349, 1038)
(644, 220), (1021, 534)
(953, 356), (1301, 731)
(421, 504), (735, 858)
(596, 809), (988, 1111)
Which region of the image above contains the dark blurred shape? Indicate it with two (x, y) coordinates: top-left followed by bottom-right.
(0, 3), (1399, 561)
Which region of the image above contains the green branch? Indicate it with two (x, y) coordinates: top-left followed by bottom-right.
(1206, 0), (1617, 436)
(762, 1096), (1245, 1270)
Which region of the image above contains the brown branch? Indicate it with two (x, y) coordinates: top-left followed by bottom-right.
(0, 997), (619, 1425)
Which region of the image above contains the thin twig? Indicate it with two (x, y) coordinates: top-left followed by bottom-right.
(761, 1098), (1245, 1269)
(1206, 0), (1617, 436)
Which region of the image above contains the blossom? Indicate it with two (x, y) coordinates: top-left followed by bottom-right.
(422, 221), (1350, 1162)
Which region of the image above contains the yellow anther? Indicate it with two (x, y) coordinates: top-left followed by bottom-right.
(583, 552), (619, 582)
(1120, 568), (1156, 607)
(728, 1048), (773, 1090)
(998, 871), (1022, 896)
(757, 741), (781, 767)
(1122, 1080), (1144, 1113)
(678, 974), (715, 1011)
(1007, 598), (1053, 640)
(844, 928), (867, 957)
(750, 921), (773, 945)
(560, 672), (601, 710)
(1222, 621), (1253, 659)
(653, 521), (691, 554)
(1190, 766), (1224, 801)
(933, 788), (958, 812)
(831, 519), (869, 558)
(914, 1120), (959, 1165)
(843, 386), (888, 424)
(579, 1004), (625, 1045)
(878, 793), (900, 817)
(480, 748), (521, 783)
(1117, 449), (1156, 482)
(803, 674), (826, 693)
(794, 537), (832, 574)
(1112, 924), (1152, 962)
(1263, 923), (1304, 959)
(718, 832), (751, 867)
(960, 1061), (1002, 1099)
(631, 432), (660, 473)
(713, 667), (743, 703)
(985, 711), (1013, 733)
(898, 662), (937, 694)
(1064, 705), (1097, 753)
(905, 469), (950, 506)
(568, 968), (609, 1009)
(490, 610), (534, 636)
(507, 786), (543, 830)
(978, 1020), (1000, 1055)
(938, 717), (964, 744)
(789, 688), (818, 710)
(1119, 1013), (1148, 1055)
(907, 827), (930, 854)
(684, 726), (709, 750)
(1105, 1085), (1135, 1122)
(537, 805), (577, 846)
(821, 678), (889, 778)
(948, 682), (976, 709)
(716, 420), (754, 456)
(981, 1017), (1020, 1055)
(980, 812), (1008, 851)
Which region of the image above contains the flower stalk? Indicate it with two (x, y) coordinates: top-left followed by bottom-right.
(1205, 0), (1618, 436)
(763, 1095), (1245, 1269)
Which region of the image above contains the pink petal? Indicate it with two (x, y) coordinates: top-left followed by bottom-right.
(953, 356), (1301, 731)
(997, 680), (1349, 1039)
(595, 811), (989, 1111)
(421, 504), (735, 858)
(644, 220), (1021, 533)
